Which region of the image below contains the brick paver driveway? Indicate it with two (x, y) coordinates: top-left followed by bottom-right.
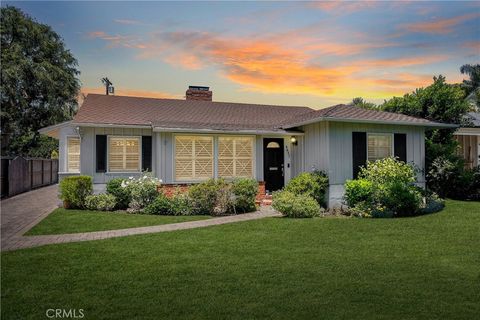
(1, 184), (59, 251)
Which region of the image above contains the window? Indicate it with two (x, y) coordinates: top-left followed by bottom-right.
(67, 137), (80, 172)
(175, 136), (213, 180)
(367, 133), (393, 162)
(218, 136), (254, 178)
(108, 136), (141, 172)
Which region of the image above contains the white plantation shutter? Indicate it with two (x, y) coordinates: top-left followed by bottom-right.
(108, 137), (140, 172)
(175, 136), (213, 180)
(67, 137), (80, 172)
(367, 134), (392, 162)
(218, 136), (254, 178)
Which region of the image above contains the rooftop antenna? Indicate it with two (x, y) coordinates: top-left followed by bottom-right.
(101, 77), (114, 95)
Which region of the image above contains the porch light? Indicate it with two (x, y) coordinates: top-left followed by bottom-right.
(290, 136), (298, 145)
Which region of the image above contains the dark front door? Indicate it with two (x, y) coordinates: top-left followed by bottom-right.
(263, 138), (284, 192)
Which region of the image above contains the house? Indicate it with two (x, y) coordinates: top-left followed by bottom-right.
(454, 112), (480, 169)
(39, 86), (455, 207)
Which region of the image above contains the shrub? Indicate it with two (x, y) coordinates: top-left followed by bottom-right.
(122, 174), (160, 211)
(344, 179), (374, 207)
(169, 193), (193, 216)
(285, 171), (328, 206)
(343, 158), (425, 218)
(84, 194), (116, 211)
(106, 178), (131, 209)
(231, 178), (258, 213)
(421, 191), (445, 214)
(427, 157), (480, 200)
(272, 190), (320, 218)
(188, 179), (221, 215)
(59, 175), (93, 209)
(144, 194), (173, 215)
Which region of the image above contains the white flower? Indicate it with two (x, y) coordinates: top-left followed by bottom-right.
(129, 176), (133, 180)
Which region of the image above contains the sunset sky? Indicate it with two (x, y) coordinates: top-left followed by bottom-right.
(4, 1), (480, 108)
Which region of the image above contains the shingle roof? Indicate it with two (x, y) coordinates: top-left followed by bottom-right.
(465, 112), (480, 127)
(282, 104), (454, 128)
(73, 94), (312, 131)
(73, 94), (455, 131)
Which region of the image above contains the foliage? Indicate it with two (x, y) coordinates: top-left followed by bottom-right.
(122, 174), (160, 211)
(188, 179), (222, 215)
(59, 176), (93, 209)
(169, 193), (194, 216)
(427, 157), (480, 200)
(106, 178), (131, 210)
(144, 194), (174, 215)
(352, 97), (378, 110)
(0, 6), (80, 157)
(272, 190), (320, 218)
(230, 178), (258, 213)
(460, 64), (480, 108)
(380, 75), (470, 187)
(421, 191), (445, 214)
(50, 149), (59, 159)
(344, 158), (424, 218)
(284, 171), (329, 206)
(84, 194), (116, 211)
(344, 179), (374, 206)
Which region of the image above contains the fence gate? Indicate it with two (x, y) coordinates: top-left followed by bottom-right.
(8, 156), (32, 196)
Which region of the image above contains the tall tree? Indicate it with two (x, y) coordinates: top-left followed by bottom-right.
(351, 97), (377, 110)
(0, 6), (80, 157)
(381, 75), (470, 185)
(460, 64), (480, 109)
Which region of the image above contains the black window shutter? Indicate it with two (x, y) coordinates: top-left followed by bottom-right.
(394, 133), (407, 162)
(142, 136), (152, 172)
(96, 135), (107, 172)
(352, 132), (367, 179)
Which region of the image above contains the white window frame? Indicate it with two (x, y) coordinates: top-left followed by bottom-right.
(107, 135), (142, 173)
(218, 135), (256, 179)
(66, 135), (81, 173)
(173, 134), (215, 182)
(367, 133), (394, 162)
(172, 134), (257, 183)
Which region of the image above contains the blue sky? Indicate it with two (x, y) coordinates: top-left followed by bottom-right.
(4, 1), (480, 108)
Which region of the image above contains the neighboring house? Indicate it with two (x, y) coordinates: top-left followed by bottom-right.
(40, 86), (455, 207)
(454, 112), (480, 169)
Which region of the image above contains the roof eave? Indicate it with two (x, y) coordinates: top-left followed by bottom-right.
(72, 122), (152, 129)
(38, 120), (73, 139)
(152, 126), (304, 135)
(283, 117), (458, 129)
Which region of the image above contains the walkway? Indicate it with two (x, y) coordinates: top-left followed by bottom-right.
(1, 184), (59, 250)
(2, 202), (280, 251)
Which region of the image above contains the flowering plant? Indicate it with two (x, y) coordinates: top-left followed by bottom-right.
(121, 173), (161, 211)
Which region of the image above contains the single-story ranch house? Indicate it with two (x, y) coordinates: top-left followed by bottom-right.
(40, 86), (455, 207)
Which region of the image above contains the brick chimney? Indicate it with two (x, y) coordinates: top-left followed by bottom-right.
(186, 86), (212, 101)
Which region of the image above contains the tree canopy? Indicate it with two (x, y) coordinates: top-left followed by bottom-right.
(1, 6), (80, 157)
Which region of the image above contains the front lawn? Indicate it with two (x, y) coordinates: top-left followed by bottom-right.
(2, 200), (479, 319)
(25, 209), (210, 235)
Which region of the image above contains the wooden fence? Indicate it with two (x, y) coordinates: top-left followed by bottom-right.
(0, 157), (58, 198)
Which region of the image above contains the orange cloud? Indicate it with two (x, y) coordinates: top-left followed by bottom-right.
(309, 1), (377, 14)
(400, 13), (480, 34)
(87, 30), (454, 100)
(462, 41), (480, 51)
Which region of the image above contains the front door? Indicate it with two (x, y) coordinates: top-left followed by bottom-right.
(263, 138), (284, 192)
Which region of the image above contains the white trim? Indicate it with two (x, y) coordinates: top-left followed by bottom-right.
(107, 135), (142, 173)
(154, 126), (304, 136)
(366, 132), (394, 162)
(74, 122), (152, 129)
(454, 127), (480, 136)
(66, 135), (81, 173)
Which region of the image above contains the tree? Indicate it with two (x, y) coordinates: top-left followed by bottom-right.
(351, 97), (377, 110)
(460, 64), (480, 109)
(0, 6), (80, 158)
(380, 75), (470, 188)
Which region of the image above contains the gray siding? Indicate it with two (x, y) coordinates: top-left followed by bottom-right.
(302, 121), (329, 173)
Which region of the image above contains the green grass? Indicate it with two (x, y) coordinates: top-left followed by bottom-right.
(25, 208), (210, 235)
(2, 200), (479, 319)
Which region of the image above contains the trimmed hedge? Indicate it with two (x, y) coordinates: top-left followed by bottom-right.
(285, 171), (328, 206)
(272, 190), (320, 218)
(59, 176), (93, 209)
